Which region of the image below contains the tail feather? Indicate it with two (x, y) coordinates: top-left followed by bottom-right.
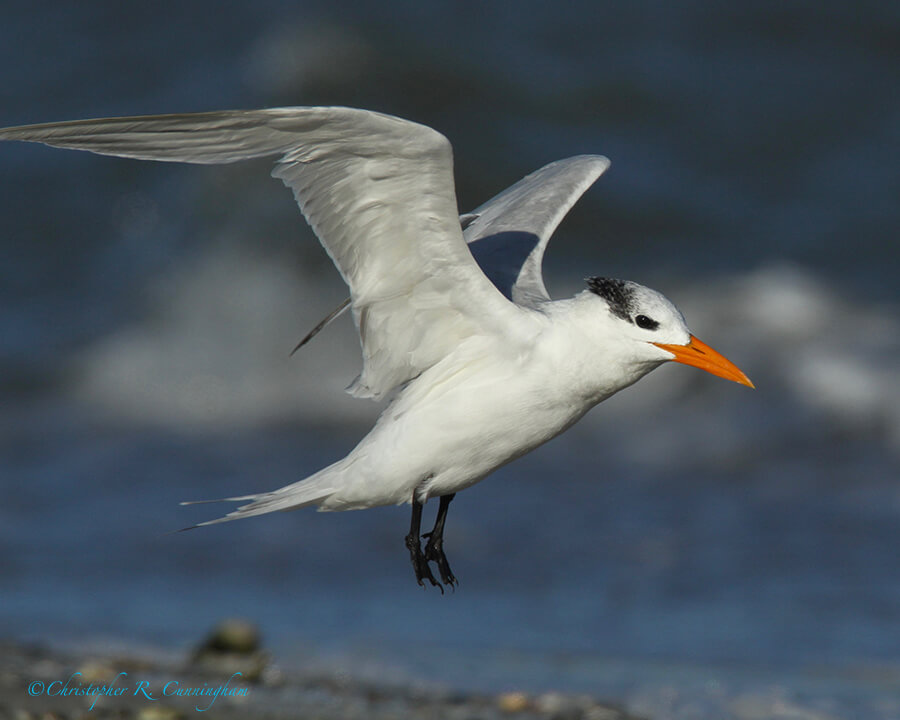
(180, 467), (339, 530)
(180, 495), (258, 506)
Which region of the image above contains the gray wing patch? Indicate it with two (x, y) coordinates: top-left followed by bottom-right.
(293, 154), (610, 349)
(460, 154), (610, 307)
(467, 231), (541, 302)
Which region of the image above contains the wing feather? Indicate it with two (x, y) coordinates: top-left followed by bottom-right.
(0, 107), (529, 398)
(291, 155), (612, 349)
(465, 155), (610, 306)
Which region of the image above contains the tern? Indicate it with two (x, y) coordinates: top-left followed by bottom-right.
(0, 107), (753, 589)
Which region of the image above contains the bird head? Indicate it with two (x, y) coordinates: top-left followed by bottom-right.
(585, 277), (754, 388)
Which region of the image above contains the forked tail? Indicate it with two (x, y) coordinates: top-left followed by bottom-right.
(180, 466), (339, 530)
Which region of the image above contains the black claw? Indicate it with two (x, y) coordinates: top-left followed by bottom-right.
(406, 530), (441, 589)
(424, 493), (457, 587)
(424, 534), (457, 588)
(406, 492), (458, 591)
(406, 495), (442, 590)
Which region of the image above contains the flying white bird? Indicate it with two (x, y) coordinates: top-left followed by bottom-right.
(0, 107), (753, 589)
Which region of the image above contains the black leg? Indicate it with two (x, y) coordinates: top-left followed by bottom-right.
(405, 496), (440, 589)
(423, 493), (457, 587)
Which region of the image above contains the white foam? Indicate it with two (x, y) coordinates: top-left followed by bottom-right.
(70, 244), (376, 430)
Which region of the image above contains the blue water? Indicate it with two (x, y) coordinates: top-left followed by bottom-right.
(1, 3), (898, 718)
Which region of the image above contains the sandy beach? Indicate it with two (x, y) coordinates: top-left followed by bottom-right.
(0, 638), (641, 720)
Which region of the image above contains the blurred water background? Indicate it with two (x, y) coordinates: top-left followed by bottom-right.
(0, 2), (898, 718)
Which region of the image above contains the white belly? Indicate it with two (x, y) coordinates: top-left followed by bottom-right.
(321, 338), (596, 509)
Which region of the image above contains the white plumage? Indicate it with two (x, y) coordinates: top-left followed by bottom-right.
(0, 107), (752, 587)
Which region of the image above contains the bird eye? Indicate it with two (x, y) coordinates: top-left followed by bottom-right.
(635, 314), (659, 330)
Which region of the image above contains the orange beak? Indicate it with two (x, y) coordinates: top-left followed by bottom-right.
(653, 335), (754, 388)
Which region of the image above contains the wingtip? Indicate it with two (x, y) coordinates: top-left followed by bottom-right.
(289, 297), (352, 356)
(172, 516), (230, 532)
(162, 524), (199, 536)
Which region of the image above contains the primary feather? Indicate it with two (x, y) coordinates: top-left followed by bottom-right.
(0, 107), (528, 399)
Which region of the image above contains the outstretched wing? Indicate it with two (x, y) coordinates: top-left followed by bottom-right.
(464, 155), (610, 307)
(0, 107), (529, 399)
(293, 155), (610, 349)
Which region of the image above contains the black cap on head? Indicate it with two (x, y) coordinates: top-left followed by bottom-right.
(585, 277), (636, 322)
